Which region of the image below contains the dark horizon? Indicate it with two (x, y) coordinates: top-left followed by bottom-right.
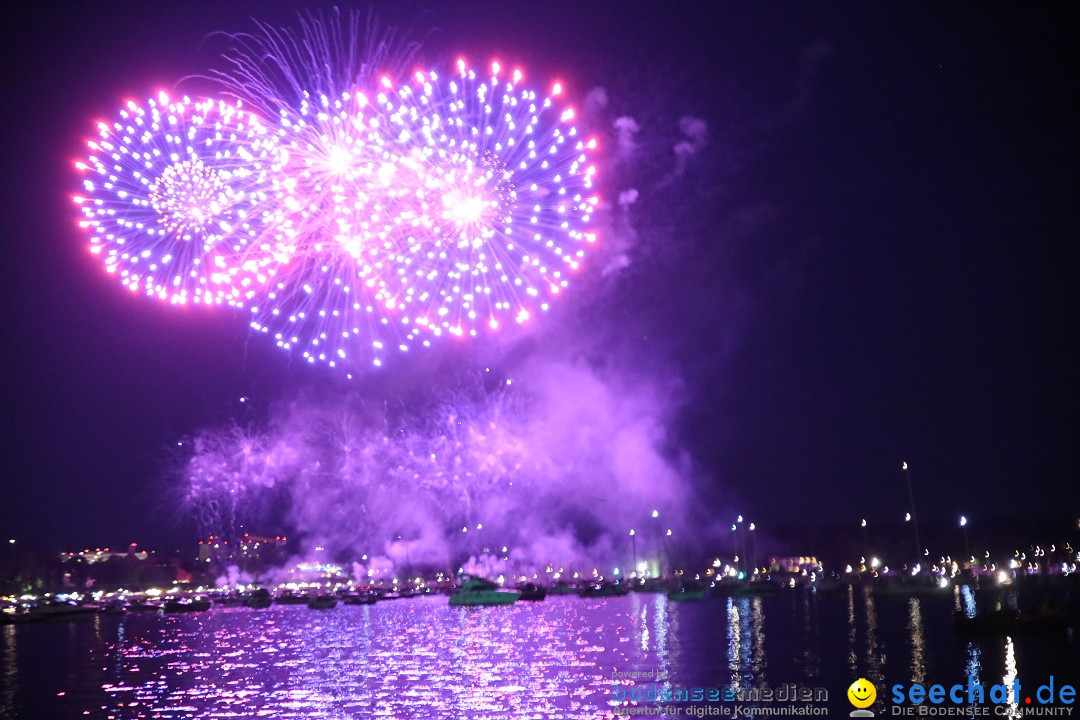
(1, 2), (1077, 553)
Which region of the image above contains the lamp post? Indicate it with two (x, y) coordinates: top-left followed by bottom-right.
(959, 516), (970, 567)
(629, 529), (637, 578)
(652, 510), (661, 577)
(664, 528), (674, 575)
(902, 461), (922, 561)
(737, 515), (747, 574)
(748, 522), (756, 574)
(734, 524), (743, 574)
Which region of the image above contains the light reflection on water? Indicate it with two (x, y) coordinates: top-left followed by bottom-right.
(1, 625), (16, 719)
(907, 598), (925, 686)
(1, 588), (1075, 719)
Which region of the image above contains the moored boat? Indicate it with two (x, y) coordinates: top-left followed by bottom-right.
(667, 583), (706, 601)
(342, 590), (378, 605)
(307, 594), (338, 610)
(163, 597), (211, 613)
(449, 575), (519, 606)
(955, 609), (1069, 636)
(517, 583), (548, 601)
(245, 588), (272, 609)
(579, 582), (630, 598)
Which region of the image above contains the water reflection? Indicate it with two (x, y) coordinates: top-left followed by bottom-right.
(727, 597), (743, 690)
(1, 624), (16, 719)
(796, 587), (821, 681)
(750, 597), (767, 688)
(862, 587), (885, 712)
(846, 585), (857, 678)
(907, 597), (925, 686)
(1002, 635), (1019, 719)
(2, 586), (1074, 719)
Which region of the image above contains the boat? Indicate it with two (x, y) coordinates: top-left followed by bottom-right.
(128, 599), (162, 612)
(449, 575), (519, 606)
(245, 588), (272, 609)
(579, 582), (630, 598)
(342, 590), (378, 605)
(517, 583), (548, 601)
(0, 604), (35, 624)
(307, 594), (338, 610)
(955, 609), (1070, 636)
(634, 578), (673, 594)
(163, 597), (211, 613)
(733, 581), (781, 597)
(98, 598), (130, 614)
(31, 600), (100, 620)
(274, 591), (309, 605)
(871, 579), (947, 596)
(667, 583), (706, 601)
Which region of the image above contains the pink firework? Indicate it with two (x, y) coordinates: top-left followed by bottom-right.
(74, 92), (294, 307)
(248, 60), (598, 370)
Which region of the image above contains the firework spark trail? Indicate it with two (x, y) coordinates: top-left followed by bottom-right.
(208, 9), (420, 122)
(74, 92), (294, 306)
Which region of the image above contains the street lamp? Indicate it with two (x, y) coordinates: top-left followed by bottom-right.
(748, 522), (757, 572)
(652, 510), (661, 576)
(959, 516), (970, 565)
(902, 461), (922, 562)
(629, 529), (637, 577)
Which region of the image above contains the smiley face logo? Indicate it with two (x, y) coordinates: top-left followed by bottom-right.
(847, 678), (877, 709)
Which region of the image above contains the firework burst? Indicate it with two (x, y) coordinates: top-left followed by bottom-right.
(249, 60), (598, 370)
(74, 92), (294, 306)
(77, 13), (599, 371)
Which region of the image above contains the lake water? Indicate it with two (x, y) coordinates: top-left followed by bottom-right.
(1, 585), (1077, 719)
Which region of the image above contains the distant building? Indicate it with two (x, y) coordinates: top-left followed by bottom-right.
(198, 533), (288, 570)
(59, 543), (149, 564)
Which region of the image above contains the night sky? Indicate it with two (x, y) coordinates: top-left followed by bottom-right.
(2, 2), (1077, 551)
